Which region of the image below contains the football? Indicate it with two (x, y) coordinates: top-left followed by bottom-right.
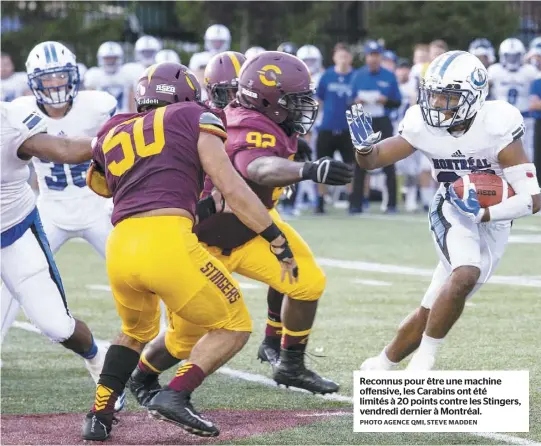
(452, 173), (515, 208)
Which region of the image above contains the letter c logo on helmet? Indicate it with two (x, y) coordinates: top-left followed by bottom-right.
(257, 64), (282, 87)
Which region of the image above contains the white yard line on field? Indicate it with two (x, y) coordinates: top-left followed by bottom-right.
(10, 323), (538, 445)
(509, 235), (541, 244)
(316, 258), (541, 288)
(351, 279), (392, 287)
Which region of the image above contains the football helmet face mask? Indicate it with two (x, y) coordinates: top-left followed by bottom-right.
(419, 51), (488, 130)
(499, 38), (525, 71)
(97, 41), (124, 74)
(26, 41), (80, 108)
(135, 36), (162, 67)
(237, 51), (318, 135)
(204, 51), (246, 109)
(135, 62), (201, 112)
(204, 24), (231, 54)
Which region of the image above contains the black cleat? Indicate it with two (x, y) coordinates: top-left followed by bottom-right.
(127, 370), (162, 408)
(257, 338), (281, 366)
(82, 411), (115, 441)
(147, 387), (219, 437)
(272, 349), (339, 395)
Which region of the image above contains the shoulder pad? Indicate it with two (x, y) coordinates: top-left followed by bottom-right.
(200, 111), (226, 132)
(482, 101), (524, 139)
(80, 90), (117, 117)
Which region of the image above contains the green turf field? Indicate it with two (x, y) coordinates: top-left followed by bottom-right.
(2, 210), (540, 445)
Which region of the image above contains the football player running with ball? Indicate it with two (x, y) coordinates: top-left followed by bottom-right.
(82, 62), (299, 440)
(126, 52), (350, 405)
(347, 51), (540, 371)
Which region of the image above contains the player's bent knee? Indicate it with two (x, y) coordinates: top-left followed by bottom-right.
(121, 323), (160, 345)
(451, 265), (480, 295)
(164, 329), (198, 360)
(289, 266), (326, 301)
(41, 313), (76, 343)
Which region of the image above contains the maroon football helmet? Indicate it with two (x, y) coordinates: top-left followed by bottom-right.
(204, 51), (246, 109)
(135, 62), (201, 112)
(237, 51), (318, 135)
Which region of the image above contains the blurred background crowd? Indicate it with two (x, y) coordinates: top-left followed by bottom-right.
(2, 1), (541, 217)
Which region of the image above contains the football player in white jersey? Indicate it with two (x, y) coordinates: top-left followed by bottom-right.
(0, 100), (106, 382)
(347, 51), (540, 371)
(121, 35), (162, 111)
(1, 52), (29, 101)
(85, 41), (131, 113)
(489, 38), (538, 160)
(2, 42), (119, 355)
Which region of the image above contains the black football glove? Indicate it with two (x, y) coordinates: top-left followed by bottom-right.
(301, 157), (354, 185)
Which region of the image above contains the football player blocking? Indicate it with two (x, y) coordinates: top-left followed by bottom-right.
(0, 102), (110, 395)
(347, 50), (541, 372)
(128, 51), (351, 411)
(82, 60), (322, 441)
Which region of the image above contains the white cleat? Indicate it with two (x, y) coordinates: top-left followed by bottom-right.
(405, 353), (435, 371)
(360, 356), (387, 371)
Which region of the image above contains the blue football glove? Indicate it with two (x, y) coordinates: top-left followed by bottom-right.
(346, 104), (382, 155)
(448, 183), (485, 223)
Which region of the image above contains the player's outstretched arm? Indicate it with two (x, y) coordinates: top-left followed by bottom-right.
(346, 104), (415, 170)
(198, 132), (299, 282)
(484, 139), (541, 221)
(19, 133), (93, 164)
(245, 155), (353, 187)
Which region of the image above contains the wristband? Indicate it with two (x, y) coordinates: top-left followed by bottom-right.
(196, 195), (217, 222)
(260, 222), (283, 243)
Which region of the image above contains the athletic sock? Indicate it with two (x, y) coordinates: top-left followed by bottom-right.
(168, 362), (206, 393)
(281, 327), (311, 353)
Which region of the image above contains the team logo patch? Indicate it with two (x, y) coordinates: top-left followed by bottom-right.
(156, 84), (176, 94)
(241, 87), (258, 98)
(468, 68), (487, 90)
(257, 64), (282, 87)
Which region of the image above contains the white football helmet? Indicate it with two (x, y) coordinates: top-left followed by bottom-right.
(97, 41), (124, 74)
(419, 51), (488, 129)
(155, 49), (181, 64)
(499, 38), (525, 71)
(296, 45), (323, 75)
(244, 46), (265, 60)
(26, 41), (80, 107)
(135, 35), (162, 67)
(204, 24), (231, 54)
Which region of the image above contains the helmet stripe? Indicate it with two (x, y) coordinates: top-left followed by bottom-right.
(438, 51), (466, 77)
(50, 43), (58, 63)
(43, 44), (51, 64)
(185, 74), (196, 91)
(147, 64), (158, 83)
(228, 52), (241, 77)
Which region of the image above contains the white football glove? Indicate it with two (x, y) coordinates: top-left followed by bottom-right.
(346, 104), (382, 155)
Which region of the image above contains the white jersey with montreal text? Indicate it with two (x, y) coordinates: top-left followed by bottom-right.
(84, 67), (132, 113)
(11, 91), (116, 230)
(488, 63), (538, 114)
(399, 101), (525, 204)
(0, 72), (29, 102)
(0, 102), (42, 232)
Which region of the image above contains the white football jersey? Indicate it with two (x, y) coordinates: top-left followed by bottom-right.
(84, 67), (132, 113)
(0, 72), (29, 102)
(488, 63), (538, 113)
(120, 62), (146, 88)
(11, 91), (116, 230)
(0, 101), (46, 231)
(399, 101), (524, 188)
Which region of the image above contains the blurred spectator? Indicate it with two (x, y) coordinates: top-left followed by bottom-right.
(381, 50), (397, 72)
(526, 36), (541, 71)
(314, 43), (355, 214)
(350, 40), (401, 214)
(412, 43), (429, 65)
(0, 52), (29, 101)
(529, 77), (541, 186)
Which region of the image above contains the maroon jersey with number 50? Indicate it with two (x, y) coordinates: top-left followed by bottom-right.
(194, 103), (298, 249)
(92, 102), (227, 226)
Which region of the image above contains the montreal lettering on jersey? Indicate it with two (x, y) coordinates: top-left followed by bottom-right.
(200, 261), (241, 304)
(433, 157), (492, 171)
